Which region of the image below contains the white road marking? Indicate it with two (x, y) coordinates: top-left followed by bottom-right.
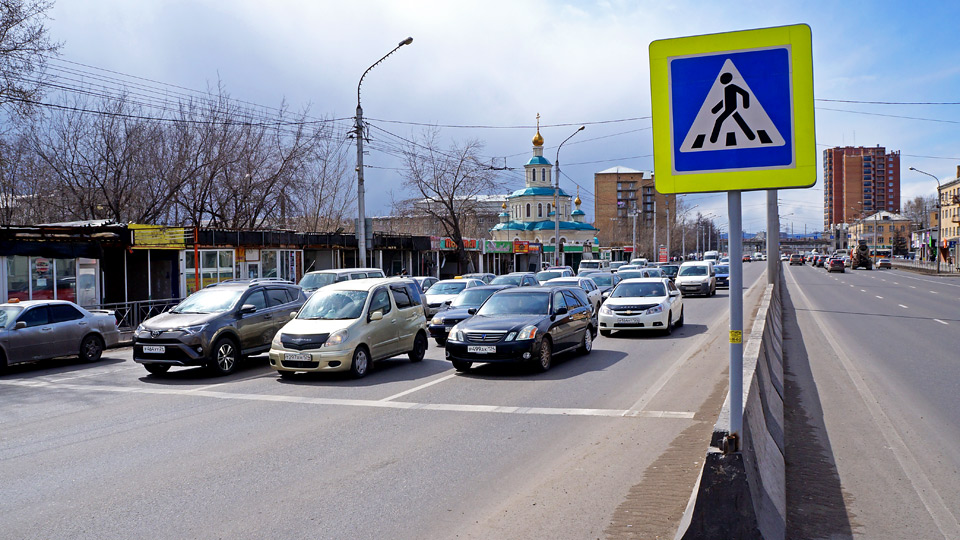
(188, 372), (274, 392)
(894, 282), (899, 285)
(894, 272), (960, 289)
(47, 365), (142, 383)
(860, 289), (866, 292)
(930, 291), (938, 294)
(380, 373), (457, 402)
(899, 304), (909, 309)
(875, 296), (883, 299)
(910, 286), (917, 289)
(786, 270), (960, 538)
(934, 319), (949, 325)
(880, 279), (886, 282)
(0, 379), (693, 419)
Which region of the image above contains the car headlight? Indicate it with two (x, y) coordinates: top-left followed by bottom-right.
(430, 316), (443, 325)
(323, 329), (348, 347)
(178, 324), (206, 335)
(449, 324), (463, 342)
(136, 324), (145, 334)
(272, 333), (283, 347)
(505, 331), (517, 341)
(600, 305), (613, 316)
(515, 325), (538, 341)
(646, 305), (663, 315)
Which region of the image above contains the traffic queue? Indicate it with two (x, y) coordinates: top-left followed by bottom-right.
(1, 258), (721, 379)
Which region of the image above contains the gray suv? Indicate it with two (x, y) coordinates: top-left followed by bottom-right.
(134, 279), (307, 376)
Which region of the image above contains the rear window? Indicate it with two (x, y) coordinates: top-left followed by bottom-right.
(50, 304), (83, 323)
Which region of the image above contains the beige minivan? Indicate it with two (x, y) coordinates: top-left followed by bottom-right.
(269, 278), (427, 378)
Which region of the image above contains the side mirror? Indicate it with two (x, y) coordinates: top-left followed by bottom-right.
(671, 290), (681, 297)
(369, 311), (383, 322)
(467, 308), (477, 315)
(443, 300), (452, 305)
(240, 304), (257, 314)
(555, 306), (568, 316)
(290, 311), (298, 318)
(15, 321), (26, 330)
(602, 292), (610, 299)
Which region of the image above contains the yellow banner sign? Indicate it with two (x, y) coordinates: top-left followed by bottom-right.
(130, 224), (188, 249)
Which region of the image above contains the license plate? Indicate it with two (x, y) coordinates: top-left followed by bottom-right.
(467, 346), (496, 354)
(617, 318), (636, 324)
(285, 352), (311, 362)
(142, 345), (165, 354)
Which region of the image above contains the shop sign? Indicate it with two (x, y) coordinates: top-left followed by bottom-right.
(563, 245), (584, 253)
(130, 224), (188, 249)
(513, 240), (529, 254)
(528, 243), (542, 253)
(484, 240), (513, 254)
(432, 236), (480, 251)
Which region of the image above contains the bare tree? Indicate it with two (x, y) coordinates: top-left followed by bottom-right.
(902, 195), (936, 229)
(0, 0), (60, 113)
(293, 132), (355, 232)
(400, 129), (504, 273)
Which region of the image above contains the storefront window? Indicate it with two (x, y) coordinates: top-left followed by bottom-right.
(262, 250), (278, 278)
(6, 256), (29, 301)
(185, 249), (236, 294)
(31, 257), (55, 300)
(55, 258), (77, 302)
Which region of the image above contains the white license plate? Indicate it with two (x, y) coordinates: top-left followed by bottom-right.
(618, 318), (638, 324)
(285, 352), (311, 362)
(142, 345), (165, 354)
(467, 346), (496, 354)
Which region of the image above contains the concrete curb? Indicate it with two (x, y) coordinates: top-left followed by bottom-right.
(676, 267), (785, 540)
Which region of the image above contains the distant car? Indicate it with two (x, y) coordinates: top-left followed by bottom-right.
(629, 258), (649, 267)
(598, 278), (684, 336)
(428, 285), (512, 345)
(544, 276), (603, 317)
(544, 266), (575, 274)
(827, 258), (845, 273)
(877, 258), (892, 269)
(675, 261), (716, 297)
(577, 260), (607, 274)
(658, 264), (680, 283)
(587, 271), (622, 298)
(780, 254), (789, 261)
(0, 299), (121, 369)
(609, 262), (627, 271)
(714, 264), (730, 288)
(535, 268), (574, 284)
(490, 272), (539, 288)
(616, 264), (641, 272)
(842, 256), (851, 268)
(411, 276), (439, 293)
(444, 286), (595, 373)
(461, 273), (495, 284)
(742, 255), (753, 262)
(299, 268), (386, 294)
(424, 279), (485, 316)
(789, 254), (803, 266)
(719, 257), (730, 264)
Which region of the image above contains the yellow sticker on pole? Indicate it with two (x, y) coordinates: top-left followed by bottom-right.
(729, 330), (743, 344)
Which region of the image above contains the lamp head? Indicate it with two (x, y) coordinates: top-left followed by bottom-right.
(577, 125), (585, 131)
(400, 37), (413, 46)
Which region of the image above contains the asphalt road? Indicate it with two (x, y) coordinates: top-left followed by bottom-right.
(782, 263), (960, 539)
(1, 263), (766, 540)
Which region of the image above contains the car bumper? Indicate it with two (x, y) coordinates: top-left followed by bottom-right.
(599, 310), (668, 330)
(269, 346), (355, 372)
(428, 323), (453, 340)
(716, 277), (729, 288)
(445, 339), (540, 363)
(133, 337), (206, 365)
(677, 282), (711, 296)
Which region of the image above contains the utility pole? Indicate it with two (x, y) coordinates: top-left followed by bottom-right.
(665, 198), (671, 261)
(652, 198), (657, 260)
(631, 202), (639, 259)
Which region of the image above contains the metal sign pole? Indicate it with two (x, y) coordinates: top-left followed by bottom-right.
(767, 190), (778, 284)
(728, 190), (744, 449)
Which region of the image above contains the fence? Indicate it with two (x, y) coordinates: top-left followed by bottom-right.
(86, 297), (183, 330)
(892, 258), (960, 274)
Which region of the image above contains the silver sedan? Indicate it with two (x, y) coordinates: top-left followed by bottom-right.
(0, 300), (121, 369)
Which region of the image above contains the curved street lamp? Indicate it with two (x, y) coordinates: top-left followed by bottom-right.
(909, 167), (942, 273)
(553, 125), (585, 266)
(355, 37), (413, 266)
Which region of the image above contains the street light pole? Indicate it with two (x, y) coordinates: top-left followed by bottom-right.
(355, 37), (413, 267)
(554, 125), (585, 266)
(910, 167), (942, 274)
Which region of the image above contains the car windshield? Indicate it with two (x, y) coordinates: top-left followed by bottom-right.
(490, 275), (522, 286)
(428, 282), (467, 295)
(299, 273), (336, 290)
(0, 306), (24, 328)
(580, 262), (601, 269)
(298, 289), (368, 320)
(617, 271), (645, 280)
(613, 283), (667, 298)
(645, 269), (664, 277)
(590, 274), (614, 286)
(678, 266), (708, 276)
(171, 289), (243, 314)
(451, 288), (497, 308)
(660, 265), (679, 277)
(477, 292), (550, 315)
(536, 270), (564, 282)
(715, 265), (729, 274)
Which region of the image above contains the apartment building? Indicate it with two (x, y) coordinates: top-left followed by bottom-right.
(594, 166), (674, 248)
(823, 146), (901, 229)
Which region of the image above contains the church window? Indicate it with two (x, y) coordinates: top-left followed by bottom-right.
(532, 169), (537, 182)
(526, 204), (531, 218)
(541, 168), (547, 182)
(547, 203), (551, 215)
(538, 203), (543, 217)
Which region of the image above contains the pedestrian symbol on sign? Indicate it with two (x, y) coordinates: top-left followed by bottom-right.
(680, 58), (785, 153)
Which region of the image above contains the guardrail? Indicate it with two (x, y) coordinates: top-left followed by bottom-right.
(891, 259), (960, 274)
(84, 298), (183, 330)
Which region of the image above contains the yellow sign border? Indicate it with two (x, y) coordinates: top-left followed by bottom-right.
(650, 24), (815, 194)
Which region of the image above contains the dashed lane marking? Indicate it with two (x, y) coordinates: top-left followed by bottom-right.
(0, 379), (694, 419)
(861, 289), (867, 292)
(47, 365), (143, 383)
(934, 319), (949, 325)
(380, 373), (457, 402)
(899, 304), (909, 309)
(876, 296), (883, 299)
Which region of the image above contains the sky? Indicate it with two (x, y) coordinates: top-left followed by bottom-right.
(44, 0), (960, 236)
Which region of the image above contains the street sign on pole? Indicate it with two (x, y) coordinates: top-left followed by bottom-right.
(649, 24), (815, 452)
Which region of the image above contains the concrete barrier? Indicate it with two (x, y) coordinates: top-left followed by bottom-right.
(676, 270), (784, 540)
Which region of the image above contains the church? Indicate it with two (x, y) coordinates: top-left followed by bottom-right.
(489, 117), (598, 270)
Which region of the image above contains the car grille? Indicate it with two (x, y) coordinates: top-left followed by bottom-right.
(465, 331), (506, 343)
(280, 334), (329, 350)
(281, 359), (320, 369)
(612, 304), (657, 312)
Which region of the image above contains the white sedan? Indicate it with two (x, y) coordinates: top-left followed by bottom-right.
(423, 279), (485, 316)
(598, 278), (684, 336)
(544, 276), (603, 315)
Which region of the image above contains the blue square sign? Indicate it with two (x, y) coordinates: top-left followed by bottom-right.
(670, 47), (793, 174)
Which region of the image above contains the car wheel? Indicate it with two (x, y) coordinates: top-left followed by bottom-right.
(676, 307), (684, 328)
(664, 313), (673, 336)
(536, 337), (553, 372)
(79, 334), (104, 362)
(600, 329), (612, 337)
(0, 350), (7, 373)
(434, 337), (446, 347)
(408, 332), (427, 362)
(452, 360), (472, 372)
(208, 337), (239, 376)
(144, 363), (170, 375)
(578, 327), (593, 355)
(278, 370), (296, 379)
(350, 346), (370, 378)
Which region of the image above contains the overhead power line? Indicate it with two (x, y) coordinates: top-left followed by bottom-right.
(816, 98), (960, 105)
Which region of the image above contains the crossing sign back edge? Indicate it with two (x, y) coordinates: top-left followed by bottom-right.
(650, 24), (815, 194)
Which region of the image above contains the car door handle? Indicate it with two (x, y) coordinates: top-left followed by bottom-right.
(263, 314), (273, 319)
(390, 319), (398, 324)
(78, 321), (88, 326)
(40, 327), (53, 332)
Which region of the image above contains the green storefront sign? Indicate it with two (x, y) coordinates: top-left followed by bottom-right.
(484, 240), (513, 254)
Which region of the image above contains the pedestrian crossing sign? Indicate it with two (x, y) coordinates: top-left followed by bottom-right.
(650, 24), (815, 193)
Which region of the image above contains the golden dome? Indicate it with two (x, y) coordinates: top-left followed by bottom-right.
(532, 112), (544, 147)
(575, 187), (582, 206)
(501, 201), (507, 209)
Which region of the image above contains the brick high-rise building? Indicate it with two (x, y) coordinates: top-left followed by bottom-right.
(594, 166), (674, 252)
(823, 146), (901, 229)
